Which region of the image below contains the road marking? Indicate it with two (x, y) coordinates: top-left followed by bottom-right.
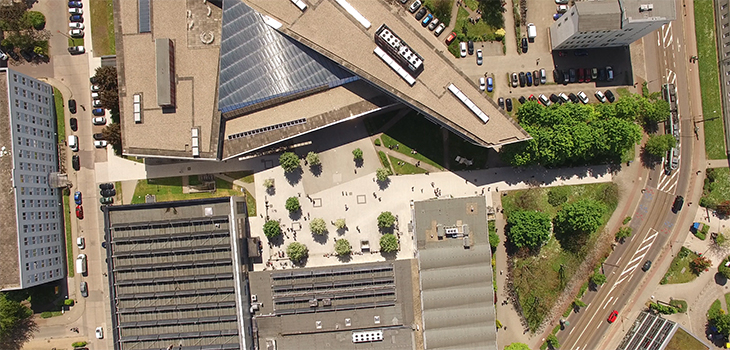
(603, 296), (614, 310)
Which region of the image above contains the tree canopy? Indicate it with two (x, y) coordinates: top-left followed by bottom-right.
(263, 220), (281, 239)
(376, 167), (391, 181)
(279, 152), (300, 172)
(334, 219), (347, 230)
(504, 343), (531, 350)
(309, 218), (327, 235)
(553, 199), (606, 236)
(377, 211), (396, 229)
(506, 210), (552, 249)
(380, 234), (398, 253)
(502, 100), (643, 167)
(591, 272), (607, 286)
(335, 239), (351, 256)
(352, 148), (363, 160)
(644, 134), (676, 158)
(306, 151), (320, 166)
(101, 123), (121, 150)
(286, 242), (308, 263)
(285, 197), (300, 212)
(0, 293), (34, 350)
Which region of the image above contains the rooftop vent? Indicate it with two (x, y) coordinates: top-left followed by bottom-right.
(639, 4), (653, 11)
(352, 330), (383, 343)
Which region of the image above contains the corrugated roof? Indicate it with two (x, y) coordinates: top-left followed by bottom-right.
(576, 1), (621, 32)
(218, 0), (355, 113)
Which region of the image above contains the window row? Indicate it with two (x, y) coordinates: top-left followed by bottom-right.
(26, 269), (61, 284)
(18, 162), (53, 173)
(19, 186), (56, 197)
(16, 111), (53, 129)
(14, 99), (50, 117)
(17, 136), (55, 151)
(14, 86), (51, 105)
(17, 149), (55, 162)
(22, 222), (60, 234)
(24, 245), (60, 258)
(21, 210), (58, 221)
(13, 74), (51, 95)
(25, 257), (61, 271)
(20, 199), (56, 208)
(23, 233), (61, 246)
(15, 124), (54, 140)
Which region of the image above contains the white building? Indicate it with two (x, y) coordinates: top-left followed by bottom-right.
(0, 68), (64, 291)
(550, 0), (675, 51)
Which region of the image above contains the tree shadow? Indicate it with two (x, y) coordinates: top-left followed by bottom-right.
(4, 317), (37, 350)
(639, 147), (661, 169)
(336, 226), (348, 235)
(337, 253), (352, 263)
(268, 234), (285, 248)
(355, 159), (364, 168)
(289, 210), (302, 221)
(310, 164), (322, 177)
(380, 250), (398, 260)
(291, 256), (308, 268)
(285, 169), (302, 185)
(266, 186), (276, 196)
(377, 178), (391, 190)
(313, 232), (329, 245)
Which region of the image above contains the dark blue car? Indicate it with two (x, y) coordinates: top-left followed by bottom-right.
(526, 72), (533, 86)
(68, 1), (82, 7)
(70, 15), (83, 22)
(74, 191), (82, 205)
(92, 108), (105, 116)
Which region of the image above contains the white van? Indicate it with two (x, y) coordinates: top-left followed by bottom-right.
(76, 254), (87, 275)
(68, 135), (78, 152)
(527, 23), (537, 40)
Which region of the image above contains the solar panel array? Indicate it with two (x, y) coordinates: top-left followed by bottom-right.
(109, 215), (241, 350)
(617, 311), (678, 350)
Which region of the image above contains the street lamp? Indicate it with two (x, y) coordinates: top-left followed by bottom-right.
(56, 30), (71, 40)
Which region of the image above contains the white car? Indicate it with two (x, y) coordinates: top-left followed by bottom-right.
(476, 49), (483, 65)
(538, 94), (552, 106)
(0, 50), (7, 61)
(94, 140), (108, 148)
(95, 327), (103, 339)
(478, 77), (486, 91)
(595, 90), (607, 103)
(511, 73), (518, 88)
(558, 92), (569, 103)
(76, 237), (85, 249)
(557, 5), (568, 13)
(460, 42), (467, 57)
(69, 29), (84, 38)
(68, 8), (82, 15)
(91, 92), (100, 99)
(69, 22), (84, 29)
(92, 99), (102, 107)
(434, 23), (446, 36)
(555, 0), (568, 4)
(92, 116), (106, 125)
(577, 91), (589, 104)
(540, 68), (547, 84)
(90, 84), (100, 92)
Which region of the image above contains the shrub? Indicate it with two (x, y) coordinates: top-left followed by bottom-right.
(590, 273), (606, 286)
(374, 138), (381, 146)
(377, 151), (390, 169)
(352, 148), (363, 160)
(40, 311), (52, 318)
(279, 152), (300, 172)
(309, 218), (327, 235)
(63, 299), (74, 306)
(719, 256), (730, 279)
(690, 256), (711, 275)
(376, 167), (391, 181)
(263, 220), (281, 239)
(377, 211), (396, 229)
(334, 218), (347, 230)
(335, 239), (351, 256)
(306, 151), (320, 166)
(285, 197), (300, 212)
(286, 242), (308, 262)
(623, 216), (632, 224)
(24, 11), (45, 30)
(670, 299), (687, 313)
(380, 233), (398, 253)
(506, 210), (552, 250)
(649, 302), (678, 315)
(488, 220), (499, 252)
(263, 178), (274, 188)
(699, 223), (710, 240)
(615, 226), (632, 242)
(72, 341), (88, 348)
(547, 187), (569, 207)
(546, 334), (559, 349)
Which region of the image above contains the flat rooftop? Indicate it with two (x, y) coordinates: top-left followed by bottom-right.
(622, 0), (676, 23)
(247, 0), (530, 147)
(0, 70), (21, 289)
(249, 260), (416, 349)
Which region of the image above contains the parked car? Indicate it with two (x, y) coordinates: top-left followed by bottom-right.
(498, 97), (504, 109)
(555, 0), (568, 4)
(69, 29), (84, 38)
(68, 8), (82, 15)
(518, 96), (526, 104)
(68, 99), (76, 114)
(467, 40), (474, 55)
(95, 327), (103, 339)
(642, 260), (652, 272)
(90, 84), (100, 92)
(99, 183), (114, 190)
(672, 195), (684, 213)
(486, 77), (493, 92)
(563, 70), (570, 84)
(93, 133), (105, 140)
(533, 70), (540, 86)
(583, 68), (591, 82)
(540, 68), (547, 84)
(92, 99), (102, 107)
(591, 67), (599, 80)
(100, 197), (114, 205)
(479, 77), (485, 91)
(72, 155), (80, 170)
(557, 4), (568, 13)
(68, 1), (83, 7)
(75, 205), (84, 219)
(598, 68), (607, 81)
(553, 13), (563, 20)
(68, 46), (85, 55)
(577, 91), (589, 104)
(101, 188), (116, 197)
(549, 94), (560, 103)
(518, 72), (526, 87)
(74, 191), (82, 205)
(521, 38), (528, 53)
(422, 13), (433, 26)
(553, 69), (563, 84)
(558, 93), (569, 103)
(569, 68), (577, 83)
(69, 15), (83, 22)
(608, 310), (618, 323)
(505, 98), (513, 112)
(408, 0), (421, 13)
(476, 49), (483, 65)
(70, 117), (78, 131)
(511, 73), (519, 87)
(92, 108), (105, 116)
(77, 236), (85, 249)
(69, 22), (84, 29)
(605, 89), (615, 102)
(568, 93), (579, 103)
(577, 68), (584, 83)
(525, 71), (533, 86)
(595, 90), (607, 103)
(92, 116), (106, 125)
(415, 7), (427, 20)
(80, 281), (88, 297)
(538, 94), (551, 106)
(606, 66), (614, 81)
(445, 31), (457, 44)
(459, 42), (467, 57)
(428, 18), (439, 30)
(94, 140), (108, 148)
(434, 23), (446, 36)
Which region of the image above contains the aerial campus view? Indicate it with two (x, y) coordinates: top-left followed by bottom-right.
(1, 0), (730, 349)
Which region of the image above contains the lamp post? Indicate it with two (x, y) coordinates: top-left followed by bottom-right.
(56, 30), (71, 40)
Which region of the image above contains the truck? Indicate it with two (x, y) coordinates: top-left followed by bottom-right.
(76, 254), (87, 276)
(527, 23), (537, 41)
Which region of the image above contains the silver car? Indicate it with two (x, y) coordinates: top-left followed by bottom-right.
(434, 23), (446, 36)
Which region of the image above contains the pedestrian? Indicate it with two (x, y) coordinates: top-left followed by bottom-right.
(412, 187), (414, 191)
(500, 270), (503, 275)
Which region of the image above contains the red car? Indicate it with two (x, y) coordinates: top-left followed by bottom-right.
(445, 32), (457, 45)
(608, 310), (618, 323)
(75, 205), (84, 219)
(577, 68), (584, 83)
(583, 68), (591, 82)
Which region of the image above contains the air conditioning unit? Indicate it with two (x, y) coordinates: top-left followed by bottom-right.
(639, 4), (653, 12)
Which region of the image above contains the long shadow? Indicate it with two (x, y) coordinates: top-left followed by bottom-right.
(355, 159), (364, 168)
(292, 256), (308, 268)
(313, 232), (329, 245)
(266, 186), (276, 196)
(380, 250), (398, 260)
(377, 178), (391, 190)
(268, 234), (285, 248)
(289, 210), (302, 221)
(337, 253), (352, 263)
(285, 169), (303, 185)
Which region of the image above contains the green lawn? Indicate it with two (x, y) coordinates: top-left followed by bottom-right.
(503, 183), (619, 331)
(708, 298), (723, 317)
(665, 327), (709, 350)
(379, 111), (445, 170)
(89, 0), (115, 56)
(695, 0), (728, 159)
(701, 167), (730, 209)
(62, 193), (74, 277)
(67, 37), (84, 47)
(661, 247), (700, 284)
(53, 88), (65, 141)
(389, 155), (428, 175)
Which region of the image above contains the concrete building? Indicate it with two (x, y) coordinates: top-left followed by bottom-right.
(0, 68), (64, 291)
(113, 0), (529, 161)
(550, 0), (675, 50)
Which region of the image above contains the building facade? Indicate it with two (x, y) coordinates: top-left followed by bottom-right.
(0, 68), (64, 291)
(550, 0), (675, 50)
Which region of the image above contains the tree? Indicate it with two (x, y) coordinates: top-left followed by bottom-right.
(377, 211), (396, 229)
(644, 134), (676, 158)
(306, 151), (320, 166)
(720, 256), (730, 279)
(506, 210), (552, 249)
(380, 233), (398, 253)
(425, 0), (453, 25)
(263, 220), (281, 239)
(613, 95), (639, 121)
(309, 218), (327, 235)
(0, 2), (28, 32)
(591, 272), (607, 286)
(100, 89), (119, 111)
(711, 313), (730, 337)
(504, 343), (531, 350)
(286, 242), (308, 263)
(717, 200), (730, 217)
(22, 11), (45, 30)
(546, 334), (559, 349)
(639, 98), (670, 125)
(547, 187), (569, 207)
(334, 219), (347, 230)
(0, 293), (35, 350)
(690, 255), (711, 275)
(376, 167), (391, 181)
(352, 148), (363, 160)
(101, 123), (121, 148)
(93, 66), (118, 92)
(335, 239), (351, 256)
(279, 152), (300, 172)
(553, 199), (606, 236)
(285, 197), (300, 212)
(263, 178), (274, 189)
(615, 226), (632, 242)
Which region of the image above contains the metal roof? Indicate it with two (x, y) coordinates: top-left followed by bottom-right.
(218, 0), (355, 114)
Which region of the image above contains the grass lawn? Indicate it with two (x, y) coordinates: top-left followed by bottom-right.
(701, 167), (730, 208)
(503, 183), (619, 331)
(708, 298), (723, 316)
(123, 156), (144, 163)
(89, 0), (116, 56)
(695, 0), (728, 159)
(67, 37), (84, 47)
(62, 193), (74, 277)
(621, 144), (636, 163)
(661, 247), (700, 284)
(53, 88), (65, 141)
(665, 327), (709, 350)
(389, 155), (428, 175)
(616, 87), (631, 97)
(463, 0), (479, 11)
(380, 111), (445, 170)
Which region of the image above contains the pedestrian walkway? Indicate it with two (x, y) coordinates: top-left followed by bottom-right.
(707, 159), (729, 169)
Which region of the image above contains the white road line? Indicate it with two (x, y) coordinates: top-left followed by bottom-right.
(635, 242), (652, 255)
(627, 253), (646, 267)
(664, 34), (673, 48)
(604, 296), (614, 309)
(657, 31), (662, 46)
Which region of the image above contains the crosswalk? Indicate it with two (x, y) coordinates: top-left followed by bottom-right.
(610, 229), (659, 293)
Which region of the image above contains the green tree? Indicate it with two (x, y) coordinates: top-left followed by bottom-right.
(615, 226), (632, 242)
(309, 218), (327, 235)
(614, 95), (639, 121)
(554, 199), (606, 236)
(504, 343), (531, 350)
(352, 148), (363, 160)
(263, 178), (274, 189)
(712, 313), (730, 337)
(279, 152), (300, 172)
(286, 242), (308, 263)
(380, 233), (398, 253)
(335, 239), (351, 256)
(263, 220), (281, 239)
(644, 134), (676, 158)
(306, 151), (320, 166)
(376, 167), (391, 181)
(719, 256), (730, 279)
(285, 197), (300, 212)
(93, 66), (118, 92)
(22, 11), (45, 30)
(591, 272), (607, 286)
(506, 210), (552, 249)
(639, 98), (670, 125)
(377, 211), (396, 229)
(0, 293), (35, 350)
(101, 123), (121, 149)
(334, 218), (347, 230)
(546, 334), (559, 349)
